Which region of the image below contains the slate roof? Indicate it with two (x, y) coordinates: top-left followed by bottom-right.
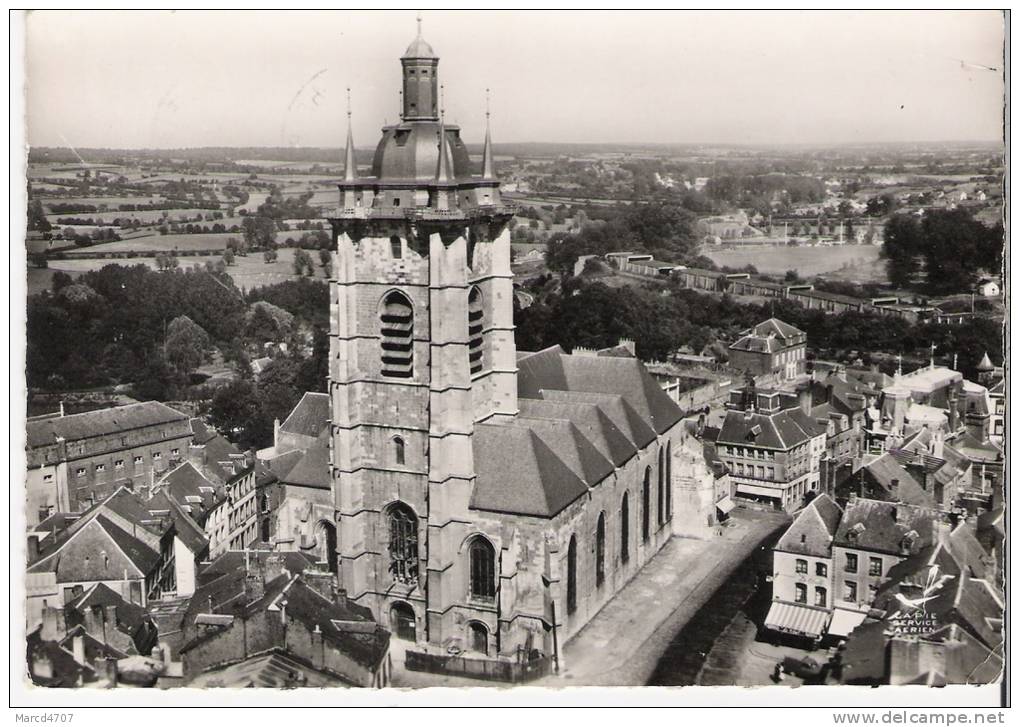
(518, 398), (635, 468)
(471, 423), (589, 517)
(517, 346), (682, 435)
(833, 498), (942, 555)
(513, 416), (615, 486)
(60, 625), (129, 662)
(861, 453), (935, 508)
(65, 582), (150, 634)
(155, 462), (220, 519)
(279, 392), (330, 438)
(96, 516), (161, 574)
(717, 406), (822, 451)
(279, 443), (330, 489)
(28, 488), (164, 575)
(186, 649), (352, 688)
(197, 551), (318, 587)
(27, 628), (97, 687)
(26, 401), (189, 449)
(775, 493), (842, 557)
(542, 390), (657, 449)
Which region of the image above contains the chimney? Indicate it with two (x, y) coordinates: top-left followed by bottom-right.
(279, 599), (288, 627)
(150, 645), (164, 664)
(311, 624), (325, 670)
(71, 634), (86, 666)
(32, 652), (53, 680)
(263, 553), (289, 584)
(245, 570), (265, 604)
(100, 656), (118, 687)
(273, 418), (282, 447)
(104, 604), (118, 641)
(59, 400), (65, 418)
(27, 535), (40, 563)
(798, 384), (811, 415)
(889, 478), (900, 502)
(41, 604), (65, 642)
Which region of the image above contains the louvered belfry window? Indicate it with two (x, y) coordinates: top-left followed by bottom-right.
(381, 291), (414, 378)
(468, 286), (484, 375)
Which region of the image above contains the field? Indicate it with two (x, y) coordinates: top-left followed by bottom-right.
(76, 233), (240, 254)
(703, 244), (885, 281)
(28, 247), (318, 296)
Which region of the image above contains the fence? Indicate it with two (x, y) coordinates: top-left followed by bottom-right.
(405, 650), (553, 683)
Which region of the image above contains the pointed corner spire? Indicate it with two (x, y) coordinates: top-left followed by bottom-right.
(436, 86), (451, 183)
(482, 87), (494, 179)
(416, 12), (423, 38)
(344, 87), (356, 182)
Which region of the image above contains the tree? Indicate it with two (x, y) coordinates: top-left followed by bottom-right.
(881, 214), (923, 289)
(226, 236), (247, 255)
(51, 271), (73, 292)
(164, 314), (211, 376)
(241, 216), (278, 250)
(28, 199), (51, 232)
(263, 249), (278, 263)
(223, 249), (236, 265)
(293, 249), (314, 276)
(318, 248), (331, 267)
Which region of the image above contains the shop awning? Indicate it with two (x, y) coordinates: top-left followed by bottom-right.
(827, 608), (868, 638)
(736, 482), (782, 498)
(764, 601), (829, 638)
(716, 495), (736, 514)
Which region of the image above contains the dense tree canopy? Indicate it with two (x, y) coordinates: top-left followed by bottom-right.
(882, 209), (1003, 294)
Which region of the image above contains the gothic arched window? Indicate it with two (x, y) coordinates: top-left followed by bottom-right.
(380, 291), (413, 378)
(566, 534), (578, 615)
(468, 537), (496, 601)
(387, 502), (419, 585)
(666, 441), (672, 518)
(468, 286), (484, 375)
(642, 467), (651, 543)
(595, 512), (606, 588)
(657, 446), (665, 527)
(620, 492), (630, 564)
(393, 436), (406, 466)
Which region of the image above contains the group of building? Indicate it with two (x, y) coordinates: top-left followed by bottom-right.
(710, 318), (1006, 685)
(24, 27), (732, 689)
(21, 24), (1005, 691)
(604, 251), (1001, 326)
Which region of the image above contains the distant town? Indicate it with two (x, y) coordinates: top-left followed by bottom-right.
(23, 21), (1003, 692)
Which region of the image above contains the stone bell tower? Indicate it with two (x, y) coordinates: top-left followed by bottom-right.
(327, 25), (515, 644)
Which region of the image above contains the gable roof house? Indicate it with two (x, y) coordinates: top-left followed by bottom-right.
(178, 553), (390, 687)
(26, 487), (209, 631)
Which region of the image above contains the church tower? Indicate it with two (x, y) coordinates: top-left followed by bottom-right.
(327, 25), (515, 644)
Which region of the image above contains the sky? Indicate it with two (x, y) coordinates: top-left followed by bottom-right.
(23, 10), (1006, 149)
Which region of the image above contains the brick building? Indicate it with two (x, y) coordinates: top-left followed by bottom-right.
(26, 402), (192, 524)
(716, 386), (825, 511)
(727, 318), (807, 381)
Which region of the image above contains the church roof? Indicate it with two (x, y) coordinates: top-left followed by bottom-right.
(280, 392), (329, 438)
(518, 398), (635, 468)
(517, 346), (682, 436)
(471, 423), (589, 518)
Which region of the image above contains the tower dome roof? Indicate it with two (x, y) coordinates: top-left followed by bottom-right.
(370, 121), (472, 181)
(402, 34), (436, 59)
(976, 351), (995, 372)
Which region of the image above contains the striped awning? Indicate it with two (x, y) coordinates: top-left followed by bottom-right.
(736, 482), (782, 498)
(827, 608), (868, 638)
(716, 495), (736, 514)
(765, 601), (830, 638)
